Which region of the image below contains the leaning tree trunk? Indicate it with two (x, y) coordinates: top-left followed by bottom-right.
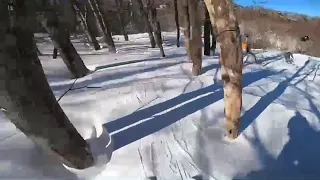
(39, 8), (90, 78)
(0, 0), (94, 169)
(146, 0), (165, 57)
(204, 0), (243, 139)
(182, 0), (202, 76)
(115, 0), (129, 41)
(87, 0), (116, 53)
(173, 0), (180, 47)
(33, 37), (42, 55)
(204, 4), (211, 56)
(135, 0), (156, 48)
(72, 1), (101, 50)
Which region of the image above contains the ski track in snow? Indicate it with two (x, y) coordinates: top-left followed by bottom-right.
(0, 32), (320, 180)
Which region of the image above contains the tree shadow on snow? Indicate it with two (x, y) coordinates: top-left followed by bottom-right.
(234, 111), (320, 179)
(103, 68), (284, 150)
(94, 53), (187, 71)
(239, 60), (310, 133)
(258, 53), (284, 66)
(49, 54), (186, 93)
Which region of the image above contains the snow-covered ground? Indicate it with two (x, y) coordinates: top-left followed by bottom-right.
(1, 32), (320, 180)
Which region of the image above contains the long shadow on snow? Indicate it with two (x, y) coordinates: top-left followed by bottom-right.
(104, 69), (284, 150)
(235, 111), (320, 179)
(94, 53), (187, 71)
(50, 58), (185, 92)
(257, 53), (283, 66)
(239, 60), (310, 133)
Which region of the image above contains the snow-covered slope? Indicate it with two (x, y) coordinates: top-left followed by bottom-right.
(1, 32), (320, 180)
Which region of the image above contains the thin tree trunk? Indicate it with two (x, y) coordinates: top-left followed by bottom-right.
(115, 0), (129, 41)
(146, 0), (165, 57)
(204, 0), (243, 139)
(181, 0), (190, 59)
(174, 0), (180, 47)
(39, 7), (90, 78)
(88, 0), (116, 53)
(0, 0), (94, 169)
(182, 0), (202, 76)
(204, 5), (211, 56)
(53, 47), (58, 59)
(211, 25), (216, 53)
(73, 1), (101, 50)
(135, 0), (156, 48)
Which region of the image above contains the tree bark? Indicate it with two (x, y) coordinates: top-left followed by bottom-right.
(0, 0), (94, 169)
(53, 47), (58, 59)
(182, 0), (202, 76)
(173, 0), (180, 47)
(211, 25), (217, 53)
(115, 0), (129, 41)
(87, 0), (116, 53)
(204, 0), (243, 139)
(146, 0), (165, 57)
(33, 37), (42, 55)
(72, 1), (101, 50)
(135, 0), (156, 48)
(181, 0), (190, 59)
(39, 7), (90, 78)
(204, 5), (211, 56)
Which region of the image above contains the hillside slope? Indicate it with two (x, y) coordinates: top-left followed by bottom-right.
(0, 32), (320, 180)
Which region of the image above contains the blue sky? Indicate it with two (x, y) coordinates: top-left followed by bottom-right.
(234, 0), (320, 17)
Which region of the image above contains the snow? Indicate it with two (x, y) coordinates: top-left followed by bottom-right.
(1, 31), (320, 180)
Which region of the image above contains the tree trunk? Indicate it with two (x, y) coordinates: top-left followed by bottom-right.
(73, 1), (101, 50)
(211, 25), (216, 53)
(53, 47), (58, 59)
(174, 0), (180, 47)
(0, 0), (94, 169)
(135, 0), (156, 48)
(115, 0), (129, 41)
(146, 0), (165, 57)
(204, 0), (243, 139)
(181, 0), (190, 59)
(204, 5), (211, 56)
(39, 7), (90, 78)
(87, 0), (116, 53)
(33, 37), (42, 55)
(182, 0), (202, 76)
(83, 2), (102, 37)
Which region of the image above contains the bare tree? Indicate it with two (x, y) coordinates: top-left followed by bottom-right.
(211, 25), (216, 52)
(115, 0), (129, 41)
(174, 0), (180, 47)
(204, 4), (211, 56)
(88, 0), (116, 53)
(181, 0), (190, 58)
(146, 0), (165, 57)
(33, 37), (42, 55)
(53, 47), (58, 59)
(181, 0), (202, 76)
(204, 0), (243, 139)
(72, 0), (101, 50)
(0, 0), (94, 169)
(38, 0), (90, 78)
(135, 0), (156, 48)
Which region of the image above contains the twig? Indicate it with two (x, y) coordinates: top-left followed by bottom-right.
(57, 79), (78, 102)
(56, 78), (102, 102)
